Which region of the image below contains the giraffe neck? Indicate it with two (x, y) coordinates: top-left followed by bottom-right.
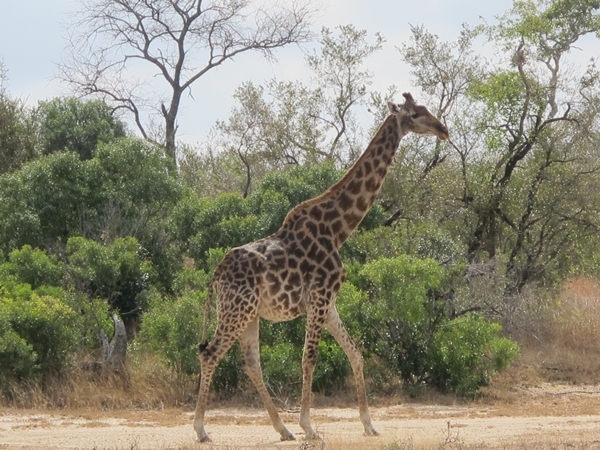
(281, 114), (405, 249)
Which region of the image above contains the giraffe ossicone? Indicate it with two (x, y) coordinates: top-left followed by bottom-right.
(193, 92), (449, 443)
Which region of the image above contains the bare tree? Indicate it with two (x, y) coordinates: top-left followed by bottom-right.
(58, 0), (317, 164)
(206, 25), (385, 197)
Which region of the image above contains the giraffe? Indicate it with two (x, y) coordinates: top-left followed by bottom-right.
(193, 92), (449, 443)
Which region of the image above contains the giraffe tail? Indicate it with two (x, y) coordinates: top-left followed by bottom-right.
(199, 273), (217, 352)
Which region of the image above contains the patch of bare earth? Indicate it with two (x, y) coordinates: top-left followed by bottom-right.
(2, 383), (600, 449)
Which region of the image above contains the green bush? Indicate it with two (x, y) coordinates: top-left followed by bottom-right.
(171, 193), (253, 268)
(260, 336), (350, 398)
(37, 97), (126, 160)
(0, 310), (37, 381)
(260, 316), (351, 397)
(0, 138), (182, 292)
(139, 287), (246, 394)
(358, 256), (444, 384)
(0, 290), (77, 385)
(429, 314), (520, 397)
(66, 236), (152, 323)
(62, 291), (113, 351)
(172, 267), (211, 294)
(313, 339), (351, 394)
(255, 163), (340, 208)
(139, 290), (204, 377)
(0, 151), (96, 251)
(247, 189), (292, 236)
(336, 255), (519, 396)
(335, 281), (372, 346)
(0, 245), (63, 289)
(209, 344), (245, 396)
(361, 255), (443, 324)
(261, 342), (302, 398)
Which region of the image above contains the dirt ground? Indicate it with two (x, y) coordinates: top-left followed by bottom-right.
(2, 383), (600, 449)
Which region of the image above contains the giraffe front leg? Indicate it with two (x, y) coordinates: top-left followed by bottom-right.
(299, 313), (324, 440)
(325, 307), (378, 436)
(239, 317), (295, 441)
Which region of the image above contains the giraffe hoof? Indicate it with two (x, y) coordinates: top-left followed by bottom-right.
(280, 431), (296, 441)
(196, 434), (212, 443)
(364, 427), (379, 436)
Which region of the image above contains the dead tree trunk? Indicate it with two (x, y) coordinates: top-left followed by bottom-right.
(100, 314), (127, 372)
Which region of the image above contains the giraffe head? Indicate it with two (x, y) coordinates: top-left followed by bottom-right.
(388, 92), (449, 140)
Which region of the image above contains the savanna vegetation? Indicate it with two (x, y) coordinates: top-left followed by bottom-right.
(1, 0), (600, 410)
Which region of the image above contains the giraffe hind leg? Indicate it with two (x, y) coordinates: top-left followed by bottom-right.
(193, 321), (241, 442)
(239, 317), (295, 441)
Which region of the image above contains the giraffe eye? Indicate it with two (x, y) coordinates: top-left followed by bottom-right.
(411, 113), (420, 119)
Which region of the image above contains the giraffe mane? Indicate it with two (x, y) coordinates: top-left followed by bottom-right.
(283, 113), (398, 223)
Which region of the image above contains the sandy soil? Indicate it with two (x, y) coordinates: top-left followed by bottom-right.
(2, 383), (600, 449)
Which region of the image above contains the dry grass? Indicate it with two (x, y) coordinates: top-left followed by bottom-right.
(515, 277), (600, 385)
(1, 351), (199, 410)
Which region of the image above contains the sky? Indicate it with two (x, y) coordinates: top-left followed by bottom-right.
(0, 0), (578, 147)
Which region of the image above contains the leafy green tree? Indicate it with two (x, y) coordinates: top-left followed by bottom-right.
(67, 236), (151, 328)
(258, 316), (351, 398)
(171, 193), (252, 268)
(473, 0), (600, 293)
(0, 308), (38, 384)
(254, 163), (340, 209)
(87, 138), (181, 241)
(358, 256), (445, 383)
(312, 339), (351, 394)
(37, 97), (126, 160)
(0, 137), (183, 292)
(0, 274), (112, 390)
(0, 62), (38, 174)
(93, 138), (183, 291)
(0, 151), (98, 251)
(395, 0), (600, 308)
(260, 341), (303, 398)
(95, 138), (179, 211)
(139, 286), (246, 394)
(139, 290), (204, 378)
(0, 245), (63, 289)
(0, 243), (113, 357)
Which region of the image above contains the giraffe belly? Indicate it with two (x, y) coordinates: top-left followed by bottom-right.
(258, 308), (304, 323)
(257, 288), (307, 323)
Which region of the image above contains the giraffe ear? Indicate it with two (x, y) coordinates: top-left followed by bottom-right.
(388, 101), (401, 114)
